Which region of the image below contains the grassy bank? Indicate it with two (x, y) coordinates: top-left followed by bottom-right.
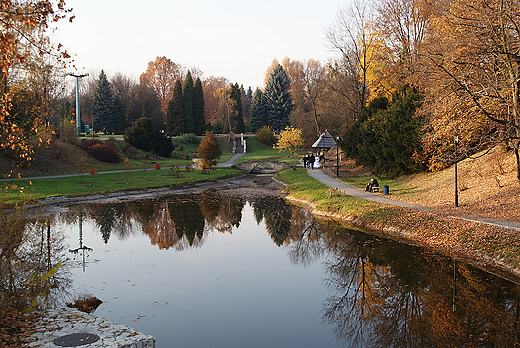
(3, 167), (243, 205)
(276, 168), (520, 281)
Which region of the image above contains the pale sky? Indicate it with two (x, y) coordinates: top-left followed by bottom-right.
(53, 0), (345, 89)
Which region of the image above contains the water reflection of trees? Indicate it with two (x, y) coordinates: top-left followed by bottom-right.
(318, 223), (520, 347)
(252, 197), (292, 246)
(0, 212), (71, 313)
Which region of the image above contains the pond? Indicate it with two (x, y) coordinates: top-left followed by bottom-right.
(3, 177), (520, 347)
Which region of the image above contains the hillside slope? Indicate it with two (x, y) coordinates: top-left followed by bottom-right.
(391, 145), (520, 223)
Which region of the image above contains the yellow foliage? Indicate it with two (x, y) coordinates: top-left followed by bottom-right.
(273, 126), (304, 156)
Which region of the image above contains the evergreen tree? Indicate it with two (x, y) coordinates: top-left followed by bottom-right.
(342, 86), (426, 178)
(92, 70), (114, 133)
(249, 88), (269, 132)
(192, 78), (205, 135)
(264, 64), (294, 131)
(124, 116), (154, 151)
(230, 83), (245, 133)
(111, 95), (125, 134)
(182, 71), (194, 134)
(246, 86), (253, 101)
(166, 80), (183, 136)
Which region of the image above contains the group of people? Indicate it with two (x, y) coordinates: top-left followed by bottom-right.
(302, 153), (323, 169)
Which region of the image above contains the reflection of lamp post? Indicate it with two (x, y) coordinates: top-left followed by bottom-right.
(69, 210), (92, 272)
(454, 136), (459, 207)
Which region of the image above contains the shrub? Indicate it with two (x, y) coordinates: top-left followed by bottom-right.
(179, 133), (200, 144)
(256, 125), (276, 145)
(82, 140), (121, 163)
(150, 133), (175, 157)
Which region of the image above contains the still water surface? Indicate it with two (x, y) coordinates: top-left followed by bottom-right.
(47, 187), (519, 347)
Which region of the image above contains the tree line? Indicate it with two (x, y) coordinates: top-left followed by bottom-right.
(1, 0), (518, 180)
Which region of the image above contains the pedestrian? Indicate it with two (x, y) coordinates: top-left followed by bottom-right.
(309, 154), (315, 169)
(302, 155), (308, 168)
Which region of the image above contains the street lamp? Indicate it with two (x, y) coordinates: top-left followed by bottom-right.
(454, 136), (459, 207)
(66, 73), (89, 135)
(336, 137), (340, 178)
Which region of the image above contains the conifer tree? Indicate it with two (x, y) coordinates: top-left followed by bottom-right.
(249, 88), (269, 132)
(264, 64), (294, 131)
(230, 83), (245, 133)
(92, 70), (114, 133)
(182, 71), (194, 134)
(166, 80), (183, 136)
(111, 95), (125, 134)
(193, 78), (205, 135)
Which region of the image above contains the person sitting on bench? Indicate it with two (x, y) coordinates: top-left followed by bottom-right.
(365, 177), (379, 192)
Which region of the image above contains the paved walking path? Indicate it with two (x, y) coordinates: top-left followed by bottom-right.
(305, 168), (520, 231)
(215, 152), (244, 167)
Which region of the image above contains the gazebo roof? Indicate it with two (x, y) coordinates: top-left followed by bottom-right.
(312, 130), (337, 149)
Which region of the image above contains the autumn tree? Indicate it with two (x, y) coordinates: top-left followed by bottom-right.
(0, 0), (73, 161)
(197, 131), (222, 168)
(274, 126), (304, 156)
(140, 56), (185, 115)
(214, 87), (237, 137)
(418, 0), (520, 182)
(264, 64), (294, 131)
(325, 0), (378, 120)
(285, 58), (332, 144)
(202, 76), (229, 129)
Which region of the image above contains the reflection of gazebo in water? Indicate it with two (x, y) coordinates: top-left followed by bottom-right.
(69, 211), (93, 272)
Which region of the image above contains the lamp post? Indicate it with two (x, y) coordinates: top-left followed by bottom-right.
(66, 73), (88, 135)
(336, 137), (340, 178)
(454, 136), (459, 207)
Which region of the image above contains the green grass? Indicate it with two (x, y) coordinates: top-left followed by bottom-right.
(239, 136), (293, 162)
(276, 168), (385, 216)
(3, 167), (244, 204)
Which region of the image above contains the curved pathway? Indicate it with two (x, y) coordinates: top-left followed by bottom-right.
(305, 168), (520, 232)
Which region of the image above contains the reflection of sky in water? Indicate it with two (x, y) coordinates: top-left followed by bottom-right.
(52, 193), (519, 348)
(62, 203), (339, 348)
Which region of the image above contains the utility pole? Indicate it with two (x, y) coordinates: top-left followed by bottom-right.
(454, 136), (459, 207)
(67, 73), (88, 136)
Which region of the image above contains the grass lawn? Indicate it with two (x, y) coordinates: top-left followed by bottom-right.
(276, 168), (385, 216)
(240, 136), (300, 163)
(3, 167), (244, 204)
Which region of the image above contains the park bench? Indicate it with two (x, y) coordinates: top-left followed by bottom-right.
(370, 186), (380, 193)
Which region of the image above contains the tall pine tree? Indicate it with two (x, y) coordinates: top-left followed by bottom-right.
(249, 88), (269, 132)
(192, 78), (205, 135)
(166, 80), (183, 136)
(264, 64), (294, 131)
(111, 95), (125, 134)
(182, 71), (194, 134)
(92, 70), (114, 133)
(230, 83), (245, 133)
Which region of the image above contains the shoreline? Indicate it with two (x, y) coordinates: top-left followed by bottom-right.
(284, 193), (520, 285)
